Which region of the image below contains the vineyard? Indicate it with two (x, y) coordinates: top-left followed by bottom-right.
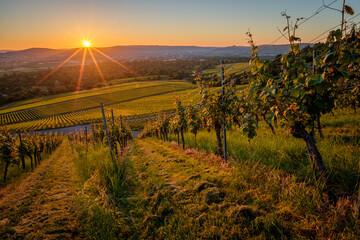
(0, 129), (63, 185)
(68, 116), (133, 159)
(135, 10), (360, 231)
(1, 1), (360, 239)
(0, 61), (254, 133)
(0, 80), (198, 132)
(66, 107), (359, 239)
(59, 16), (360, 238)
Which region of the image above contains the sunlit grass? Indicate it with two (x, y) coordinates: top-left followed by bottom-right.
(168, 109), (360, 195)
(72, 136), (360, 239)
(72, 143), (135, 239)
(0, 81), (183, 113)
(1, 81), (194, 132)
(203, 62), (252, 75)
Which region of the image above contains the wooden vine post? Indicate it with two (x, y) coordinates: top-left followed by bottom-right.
(356, 189), (360, 218)
(100, 103), (115, 162)
(220, 60), (227, 162)
(312, 49), (316, 75)
(18, 132), (25, 170)
(111, 109), (115, 124)
(84, 126), (88, 152)
(111, 109), (119, 158)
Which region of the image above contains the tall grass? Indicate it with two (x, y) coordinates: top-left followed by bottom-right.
(70, 134), (360, 239)
(168, 112), (360, 195)
(72, 144), (135, 239)
(122, 139), (360, 239)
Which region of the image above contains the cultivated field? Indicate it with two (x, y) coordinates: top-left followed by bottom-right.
(0, 80), (197, 132)
(203, 62), (252, 75)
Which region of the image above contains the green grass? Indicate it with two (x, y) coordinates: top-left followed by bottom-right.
(108, 87), (201, 116)
(167, 108), (360, 195)
(72, 137), (360, 239)
(109, 75), (169, 85)
(203, 62), (252, 75)
(0, 80), (191, 115)
(0, 181), (42, 236)
(0, 79), (167, 112)
(72, 143), (135, 239)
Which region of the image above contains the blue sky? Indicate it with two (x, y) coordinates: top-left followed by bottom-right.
(0, 0), (359, 49)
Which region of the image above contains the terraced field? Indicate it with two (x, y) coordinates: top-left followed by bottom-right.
(1, 80), (197, 132)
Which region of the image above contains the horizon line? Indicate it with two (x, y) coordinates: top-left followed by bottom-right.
(0, 42), (317, 52)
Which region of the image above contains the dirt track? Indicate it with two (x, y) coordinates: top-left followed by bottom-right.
(0, 140), (83, 239)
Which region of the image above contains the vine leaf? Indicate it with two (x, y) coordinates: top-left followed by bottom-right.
(344, 5), (354, 15)
(306, 75), (323, 87)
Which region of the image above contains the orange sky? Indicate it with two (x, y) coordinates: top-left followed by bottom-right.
(1, 0), (359, 50)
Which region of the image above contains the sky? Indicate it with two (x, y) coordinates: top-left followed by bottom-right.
(0, 0), (360, 50)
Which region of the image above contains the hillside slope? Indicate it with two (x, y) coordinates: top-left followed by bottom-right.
(74, 138), (359, 239)
(0, 140), (83, 239)
(1, 135), (358, 239)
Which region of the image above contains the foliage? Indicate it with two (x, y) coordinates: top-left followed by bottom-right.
(140, 10), (360, 203)
(69, 116), (133, 159)
(186, 104), (202, 145)
(0, 129), (19, 181)
(0, 130), (62, 183)
(242, 9), (360, 201)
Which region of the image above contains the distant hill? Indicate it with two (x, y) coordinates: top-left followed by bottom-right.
(0, 44), (313, 69)
(0, 50), (13, 54)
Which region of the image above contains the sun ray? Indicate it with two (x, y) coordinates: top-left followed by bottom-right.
(92, 47), (140, 77)
(36, 48), (82, 86)
(20, 48), (82, 100)
(88, 48), (117, 103)
(77, 48), (87, 92)
(88, 48), (108, 87)
(73, 48), (87, 112)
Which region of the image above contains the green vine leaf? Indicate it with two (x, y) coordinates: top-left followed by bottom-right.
(306, 75), (323, 87)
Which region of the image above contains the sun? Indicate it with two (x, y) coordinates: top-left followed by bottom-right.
(83, 41), (90, 47)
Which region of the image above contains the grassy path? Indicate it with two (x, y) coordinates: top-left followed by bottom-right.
(0, 136), (357, 239)
(111, 138), (358, 239)
(125, 138), (255, 239)
(0, 140), (83, 239)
